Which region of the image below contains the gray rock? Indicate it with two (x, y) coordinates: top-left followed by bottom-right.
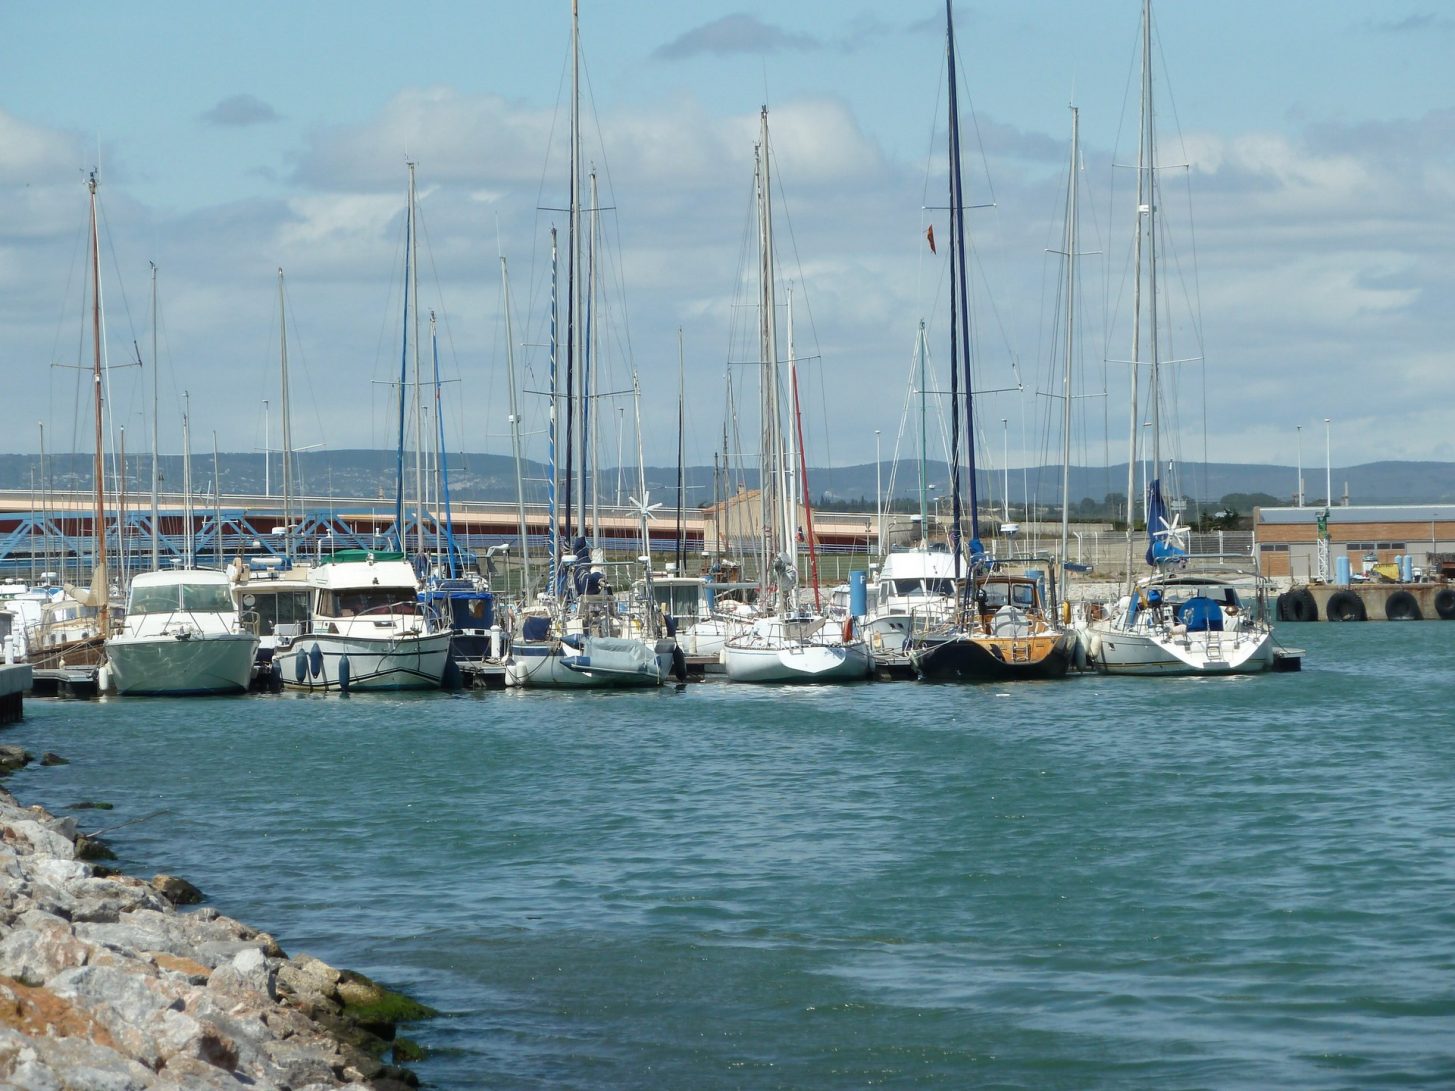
(150, 874), (202, 906)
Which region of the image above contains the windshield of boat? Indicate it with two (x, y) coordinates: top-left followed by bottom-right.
(654, 585), (703, 616)
(128, 581), (235, 615)
(238, 588), (310, 632)
(977, 582), (1037, 609)
(888, 578), (955, 597)
(316, 588), (418, 617)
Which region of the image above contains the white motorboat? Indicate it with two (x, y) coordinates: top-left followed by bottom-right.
(278, 549), (451, 692)
(106, 569), (260, 696)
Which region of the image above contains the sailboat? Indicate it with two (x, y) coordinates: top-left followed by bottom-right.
(280, 165), (453, 693)
(1085, 0), (1274, 676)
(721, 107), (872, 684)
(230, 269), (313, 689)
(860, 321), (961, 669)
(29, 173), (113, 677)
(504, 0), (676, 689)
(906, 1), (1072, 682)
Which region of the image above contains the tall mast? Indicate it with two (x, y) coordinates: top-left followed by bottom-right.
(181, 390), (193, 568)
(1123, 0), (1155, 588)
(916, 319), (929, 537)
(675, 327), (685, 571)
(277, 268), (295, 559)
(501, 254), (532, 592)
(945, 0), (979, 563)
(563, 0), (581, 546)
(547, 227), (560, 597)
(409, 162), (426, 560)
(587, 168), (600, 548)
(149, 263), (160, 572)
(1058, 106), (1080, 605)
(756, 106), (781, 605)
(87, 172), (109, 628)
(429, 311), (459, 576)
(788, 289), (821, 610)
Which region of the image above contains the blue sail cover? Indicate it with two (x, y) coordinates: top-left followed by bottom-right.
(1145, 478), (1186, 566)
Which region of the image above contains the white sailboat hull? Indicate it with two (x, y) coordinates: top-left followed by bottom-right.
(505, 636), (674, 689)
(107, 631), (260, 696)
(280, 631), (452, 692)
(723, 638), (873, 683)
(1091, 624), (1274, 676)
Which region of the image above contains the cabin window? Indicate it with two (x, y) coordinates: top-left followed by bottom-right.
(242, 589), (310, 633)
(1011, 584), (1036, 607)
(317, 588), (418, 617)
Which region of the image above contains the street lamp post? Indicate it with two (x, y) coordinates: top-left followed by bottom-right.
(1296, 424), (1302, 507)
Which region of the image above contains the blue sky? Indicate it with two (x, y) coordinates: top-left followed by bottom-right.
(4, 2), (1453, 491)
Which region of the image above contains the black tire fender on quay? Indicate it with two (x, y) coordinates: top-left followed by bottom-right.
(1435, 588), (1455, 620)
(1384, 589), (1421, 621)
(1282, 587), (1317, 622)
(1326, 589), (1367, 622)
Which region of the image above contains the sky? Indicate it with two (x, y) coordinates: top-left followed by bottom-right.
(4, 1), (1453, 491)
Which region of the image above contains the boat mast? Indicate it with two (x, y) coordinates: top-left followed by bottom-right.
(1058, 106), (1080, 606)
(675, 327), (685, 572)
(277, 268), (295, 560)
(87, 172), (109, 629)
(754, 112), (778, 605)
(149, 262), (160, 572)
(181, 391), (193, 568)
(788, 289), (821, 610)
(945, 0), (980, 565)
(1123, 0), (1153, 591)
(501, 254), (532, 591)
(563, 0), (581, 548)
(408, 162), (426, 562)
(547, 227), (560, 598)
(916, 318), (929, 539)
(587, 167), (600, 549)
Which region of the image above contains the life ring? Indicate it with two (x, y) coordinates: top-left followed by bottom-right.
(1383, 590), (1421, 621)
(1435, 588), (1455, 620)
(1325, 590), (1366, 622)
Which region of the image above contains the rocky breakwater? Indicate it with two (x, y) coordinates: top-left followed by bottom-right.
(0, 777), (430, 1090)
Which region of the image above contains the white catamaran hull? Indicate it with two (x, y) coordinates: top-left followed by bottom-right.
(280, 631), (452, 692)
(723, 638), (873, 683)
(107, 632), (260, 696)
(1090, 625), (1274, 676)
(505, 636), (674, 689)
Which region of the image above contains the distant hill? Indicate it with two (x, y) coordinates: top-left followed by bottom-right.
(3, 451), (1452, 508)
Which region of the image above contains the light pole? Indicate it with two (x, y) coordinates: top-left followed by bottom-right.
(874, 429), (882, 555)
(1324, 417), (1332, 507)
(1001, 417), (1010, 522)
(1296, 424), (1302, 507)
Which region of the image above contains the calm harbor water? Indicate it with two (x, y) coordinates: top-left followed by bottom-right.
(7, 622), (1454, 1089)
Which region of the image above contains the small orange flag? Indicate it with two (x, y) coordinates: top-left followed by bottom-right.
(925, 224), (937, 254)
